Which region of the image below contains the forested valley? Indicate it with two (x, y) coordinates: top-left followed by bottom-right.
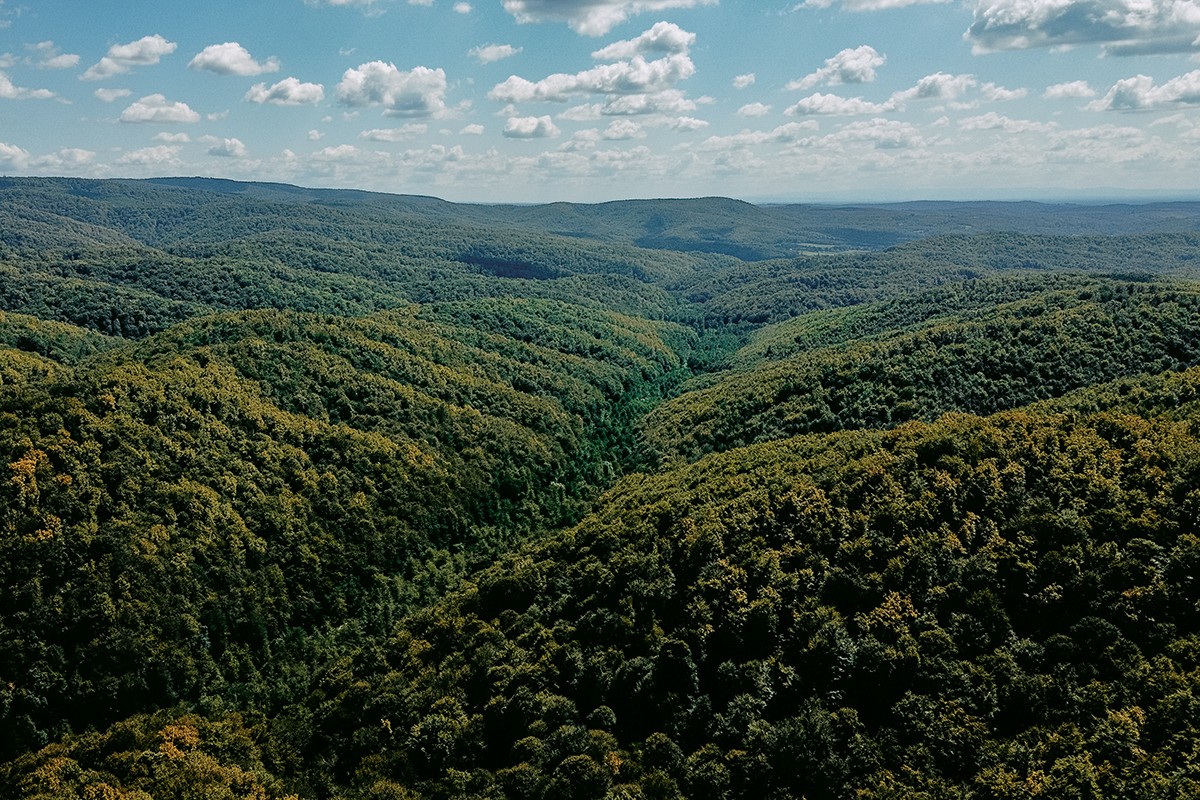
(2, 177), (1200, 799)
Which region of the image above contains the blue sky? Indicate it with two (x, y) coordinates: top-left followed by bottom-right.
(1, 0), (1199, 202)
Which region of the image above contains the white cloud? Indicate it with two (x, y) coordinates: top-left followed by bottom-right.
(959, 111), (1058, 132)
(309, 129), (325, 141)
(119, 94), (201, 124)
(336, 61), (448, 117)
(0, 141), (30, 167)
(312, 144), (365, 162)
(733, 73), (756, 89)
(116, 145), (182, 166)
(471, 44), (523, 64)
(1088, 70), (1200, 111)
(890, 72), (977, 104)
(153, 132), (191, 142)
(821, 118), (926, 149)
(460, 123), (486, 134)
(245, 77), (326, 105)
(698, 121), (819, 149)
(560, 103), (603, 120)
(591, 21), (695, 60)
(32, 147), (95, 168)
(787, 45), (885, 91)
(601, 89), (696, 115)
(208, 137), (248, 157)
(360, 124), (429, 141)
(455, 2), (473, 11)
(1043, 80), (1096, 99)
(603, 119), (644, 139)
(737, 102), (772, 117)
(82, 34), (176, 81)
(0, 71), (57, 100)
(94, 87), (132, 102)
(786, 92), (890, 116)
(490, 53), (695, 102)
(504, 114), (561, 138)
(1150, 112), (1191, 127)
(306, 0), (395, 11)
(967, 0), (1200, 56)
(981, 82), (1027, 101)
(664, 115), (708, 130)
(28, 41), (80, 69)
(489, 22), (700, 123)
(189, 42), (280, 76)
(798, 0), (949, 9)
(502, 0), (717, 36)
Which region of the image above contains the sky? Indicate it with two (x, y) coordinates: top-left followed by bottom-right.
(1, 0), (1199, 203)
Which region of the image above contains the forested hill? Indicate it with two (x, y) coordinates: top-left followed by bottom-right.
(7, 176), (1200, 260)
(2, 177), (1200, 799)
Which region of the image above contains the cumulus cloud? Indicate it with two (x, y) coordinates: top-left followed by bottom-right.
(601, 88), (697, 115)
(461, 123), (486, 134)
(981, 82), (1027, 101)
(1044, 80), (1097, 99)
(591, 21), (695, 60)
(504, 115), (561, 137)
(959, 111), (1058, 132)
(1088, 70), (1200, 111)
(311, 144), (366, 162)
(34, 147), (95, 168)
(787, 45), (885, 91)
(798, 0), (950, 9)
(0, 71), (57, 100)
(189, 42), (280, 76)
(822, 118), (926, 149)
(305, 0), (396, 12)
(737, 102), (772, 117)
(603, 119), (644, 139)
(490, 54), (694, 102)
(471, 44), (523, 63)
(336, 62), (448, 117)
(28, 41), (80, 69)
(776, 71), (985, 118)
(489, 22), (701, 122)
(698, 121), (819, 149)
(0, 141), (31, 167)
(455, 2), (473, 11)
(153, 132), (191, 143)
(890, 72), (977, 104)
(94, 87), (132, 102)
(733, 73), (755, 89)
(360, 124), (429, 141)
(207, 137), (249, 157)
(0, 143), (93, 171)
(665, 116), (708, 130)
(502, 0), (717, 36)
(245, 77), (326, 105)
(786, 92), (890, 116)
(82, 34), (176, 81)
(117, 145), (183, 165)
(967, 0), (1200, 56)
(119, 94), (201, 124)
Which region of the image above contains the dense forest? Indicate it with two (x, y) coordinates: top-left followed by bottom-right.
(1, 177), (1199, 799)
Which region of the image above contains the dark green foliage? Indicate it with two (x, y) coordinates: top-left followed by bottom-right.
(645, 279), (1200, 460)
(3, 177), (1200, 799)
(300, 378), (1200, 798)
(0, 303), (687, 760)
